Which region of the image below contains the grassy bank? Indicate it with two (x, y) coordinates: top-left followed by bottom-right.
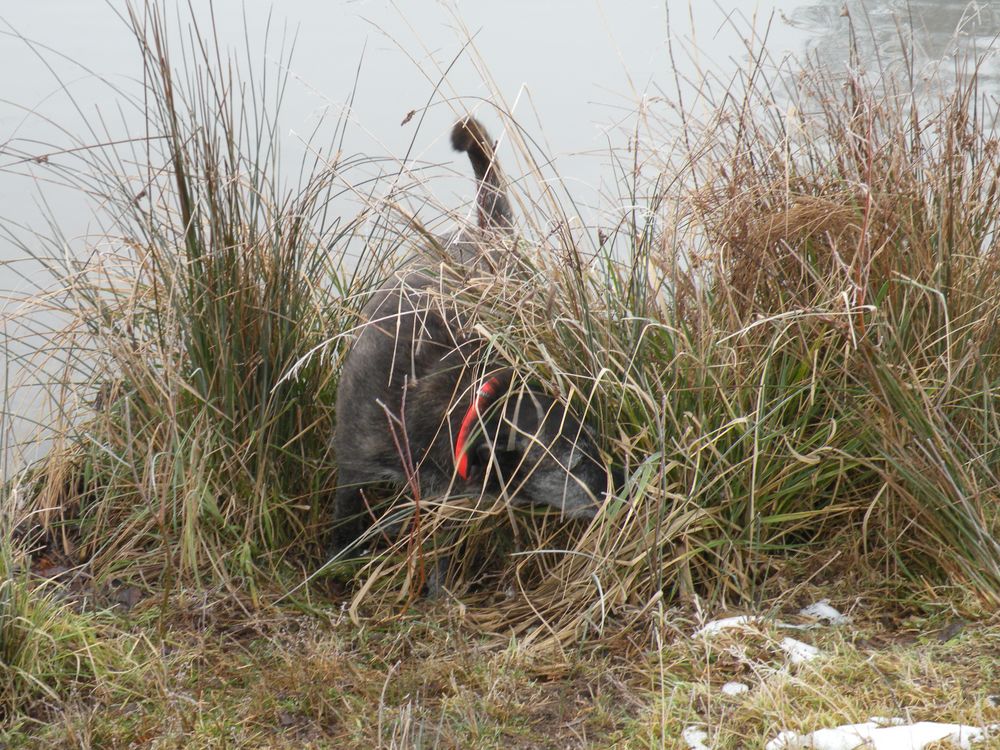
(3, 2), (1000, 746)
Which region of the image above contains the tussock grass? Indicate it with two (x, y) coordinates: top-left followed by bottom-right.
(10, 3), (359, 593)
(337, 50), (1000, 648)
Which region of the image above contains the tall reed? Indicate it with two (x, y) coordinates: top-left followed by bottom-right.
(14, 3), (362, 589)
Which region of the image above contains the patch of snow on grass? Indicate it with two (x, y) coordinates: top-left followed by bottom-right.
(766, 719), (996, 750)
(683, 726), (711, 750)
(798, 599), (850, 625)
(780, 637), (820, 664)
(692, 615), (761, 637)
(692, 618), (821, 665)
(721, 681), (749, 696)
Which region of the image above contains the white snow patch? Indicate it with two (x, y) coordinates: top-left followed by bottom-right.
(683, 725), (711, 750)
(692, 619), (821, 664)
(693, 610), (842, 639)
(692, 615), (761, 637)
(798, 599), (851, 625)
(721, 681), (749, 696)
(766, 719), (997, 750)
(780, 636), (821, 664)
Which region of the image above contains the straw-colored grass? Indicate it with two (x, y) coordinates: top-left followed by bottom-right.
(12, 3), (353, 594)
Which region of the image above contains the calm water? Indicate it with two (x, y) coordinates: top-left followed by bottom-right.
(0, 0), (998, 468)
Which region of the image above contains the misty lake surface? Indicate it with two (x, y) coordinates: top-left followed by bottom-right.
(0, 0), (998, 468)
